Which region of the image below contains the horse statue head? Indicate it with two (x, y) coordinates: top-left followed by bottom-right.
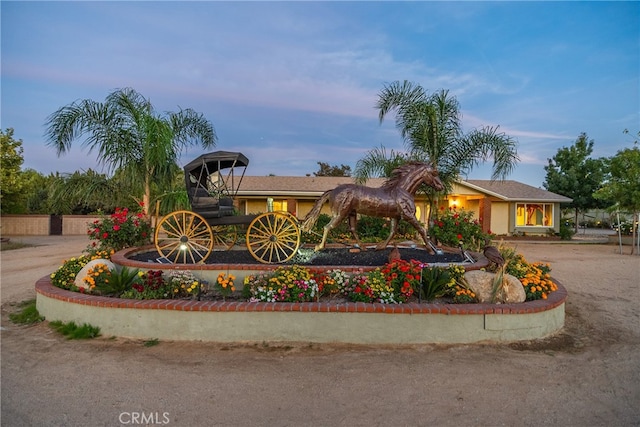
(380, 161), (444, 194)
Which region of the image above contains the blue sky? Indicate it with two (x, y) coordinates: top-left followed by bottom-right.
(2, 1), (638, 188)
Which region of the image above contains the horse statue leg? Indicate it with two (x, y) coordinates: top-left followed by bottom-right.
(316, 211), (348, 251)
(375, 218), (398, 250)
(398, 199), (435, 255)
(406, 215), (434, 255)
(348, 212), (367, 250)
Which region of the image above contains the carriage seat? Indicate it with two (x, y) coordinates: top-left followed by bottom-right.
(189, 188), (235, 218)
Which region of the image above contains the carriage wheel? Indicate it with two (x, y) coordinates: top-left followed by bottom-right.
(246, 212), (300, 264)
(211, 225), (237, 251)
(154, 210), (213, 263)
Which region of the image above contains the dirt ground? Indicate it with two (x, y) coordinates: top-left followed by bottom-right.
(1, 235), (639, 426)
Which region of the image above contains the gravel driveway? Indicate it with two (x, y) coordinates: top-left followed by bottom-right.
(1, 235), (639, 426)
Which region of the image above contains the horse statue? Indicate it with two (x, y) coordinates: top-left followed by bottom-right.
(301, 161), (444, 252)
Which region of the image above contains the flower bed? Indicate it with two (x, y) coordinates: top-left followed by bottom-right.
(49, 245), (558, 305)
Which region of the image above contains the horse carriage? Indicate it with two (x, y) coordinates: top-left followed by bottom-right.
(154, 151), (444, 264)
(154, 151), (301, 264)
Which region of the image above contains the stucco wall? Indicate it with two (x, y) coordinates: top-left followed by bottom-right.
(491, 202), (511, 235)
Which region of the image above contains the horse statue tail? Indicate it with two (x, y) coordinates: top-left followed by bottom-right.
(300, 190), (331, 232)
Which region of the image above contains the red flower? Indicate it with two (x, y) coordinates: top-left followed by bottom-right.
(102, 232), (108, 239)
(113, 225), (120, 231)
(457, 234), (463, 240)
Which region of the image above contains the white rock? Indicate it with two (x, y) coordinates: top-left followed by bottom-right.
(74, 259), (116, 290)
(464, 270), (526, 304)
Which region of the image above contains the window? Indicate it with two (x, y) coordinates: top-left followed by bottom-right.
(516, 203), (553, 227)
(267, 198), (288, 212)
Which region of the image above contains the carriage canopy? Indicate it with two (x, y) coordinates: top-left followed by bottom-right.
(183, 151), (249, 200)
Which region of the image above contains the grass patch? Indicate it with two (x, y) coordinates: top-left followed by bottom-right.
(8, 299), (44, 324)
(0, 240), (33, 251)
(143, 338), (160, 347)
(49, 320), (101, 339)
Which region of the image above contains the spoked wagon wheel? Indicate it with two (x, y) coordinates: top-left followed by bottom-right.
(211, 225), (237, 251)
(246, 212), (300, 264)
(154, 210), (213, 263)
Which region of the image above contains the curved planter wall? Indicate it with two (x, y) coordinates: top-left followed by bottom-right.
(35, 276), (567, 345)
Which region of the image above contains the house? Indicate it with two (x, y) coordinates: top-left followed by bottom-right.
(449, 180), (572, 235)
(232, 176), (572, 236)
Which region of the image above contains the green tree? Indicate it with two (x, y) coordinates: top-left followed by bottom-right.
(543, 133), (607, 233)
(22, 169), (55, 214)
(48, 169), (124, 214)
(356, 81), (518, 187)
(313, 162), (352, 177)
(1, 128), (27, 213)
(355, 81), (519, 228)
(595, 135), (640, 254)
(44, 88), (216, 213)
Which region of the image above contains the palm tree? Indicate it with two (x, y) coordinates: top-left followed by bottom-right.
(48, 169), (121, 214)
(356, 80), (519, 188)
(44, 88), (216, 213)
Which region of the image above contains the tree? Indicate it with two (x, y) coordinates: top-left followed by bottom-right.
(544, 133), (607, 233)
(0, 128), (27, 213)
(594, 134), (640, 254)
(44, 88), (216, 213)
(48, 169), (125, 214)
(313, 162), (352, 177)
(22, 169), (55, 214)
(355, 81), (519, 228)
(355, 81), (518, 188)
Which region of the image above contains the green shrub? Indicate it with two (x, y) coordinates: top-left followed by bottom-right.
(558, 222), (575, 240)
(430, 207), (489, 251)
(87, 205), (153, 252)
(300, 213), (349, 244)
(93, 266), (140, 297)
(300, 213), (416, 245)
(9, 300), (44, 324)
(420, 267), (452, 301)
(49, 321), (101, 339)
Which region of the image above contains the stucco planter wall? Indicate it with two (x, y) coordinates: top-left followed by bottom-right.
(36, 277), (567, 345)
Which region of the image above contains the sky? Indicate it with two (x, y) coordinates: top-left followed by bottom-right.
(2, 1), (638, 189)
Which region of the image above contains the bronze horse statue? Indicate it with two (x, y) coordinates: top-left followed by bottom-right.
(301, 162), (445, 252)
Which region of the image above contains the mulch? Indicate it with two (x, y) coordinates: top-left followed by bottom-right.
(130, 246), (466, 266)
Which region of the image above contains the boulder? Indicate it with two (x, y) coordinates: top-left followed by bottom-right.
(464, 270), (526, 304)
(74, 259), (116, 290)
